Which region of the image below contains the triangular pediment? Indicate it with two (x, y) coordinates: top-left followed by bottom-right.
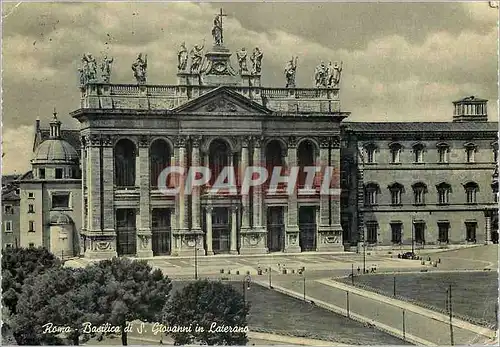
(173, 87), (271, 115)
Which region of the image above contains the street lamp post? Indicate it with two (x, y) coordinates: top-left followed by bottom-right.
(411, 219), (415, 255)
(303, 271), (306, 301)
(269, 266), (273, 289)
(194, 246), (198, 280)
(363, 241), (366, 274)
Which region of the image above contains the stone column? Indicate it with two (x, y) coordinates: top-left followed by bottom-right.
(240, 136), (268, 254)
(205, 206), (214, 255)
(285, 136), (301, 252)
(485, 210), (492, 244)
(318, 137), (331, 229)
(191, 136), (202, 232)
(172, 136), (188, 256)
(170, 208), (176, 252)
(85, 134), (117, 259)
(137, 136), (153, 257)
(252, 136), (263, 231)
(230, 205), (238, 254)
(318, 136), (343, 251)
(240, 137), (251, 231)
(80, 137), (87, 255)
(101, 136), (115, 234)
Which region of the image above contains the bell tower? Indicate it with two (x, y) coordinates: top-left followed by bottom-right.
(452, 96), (488, 122)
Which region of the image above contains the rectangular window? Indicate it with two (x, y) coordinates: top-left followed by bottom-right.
(28, 192), (34, 198)
(438, 147), (449, 163)
(438, 189), (449, 204)
(28, 243), (35, 248)
(391, 149), (400, 164)
(414, 149), (423, 163)
(438, 222), (449, 243)
(55, 168), (63, 179)
(366, 222), (378, 244)
(414, 190), (425, 205)
(466, 149), (475, 163)
(414, 222), (425, 244)
(465, 222), (477, 243)
(391, 223), (402, 244)
(52, 193), (70, 209)
(466, 189), (477, 204)
(5, 243), (13, 249)
(391, 190), (401, 205)
(366, 149), (374, 164)
(4, 221), (12, 233)
(28, 221), (35, 232)
(39, 168), (45, 179)
(28, 204), (35, 213)
(4, 205), (13, 214)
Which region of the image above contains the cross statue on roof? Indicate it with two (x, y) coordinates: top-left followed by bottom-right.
(212, 8), (227, 46)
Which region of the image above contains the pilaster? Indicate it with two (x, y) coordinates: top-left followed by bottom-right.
(240, 137), (251, 231)
(485, 210), (493, 244)
(205, 206), (214, 255)
(240, 136), (268, 255)
(84, 134), (117, 259)
(191, 136), (202, 233)
(318, 136), (343, 251)
(137, 136), (153, 258)
(285, 136), (301, 253)
(230, 205), (239, 254)
(101, 135), (115, 234)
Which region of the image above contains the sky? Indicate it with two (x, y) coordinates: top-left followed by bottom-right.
(1, 1), (498, 175)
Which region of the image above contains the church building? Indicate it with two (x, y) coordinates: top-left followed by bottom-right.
(9, 12), (498, 258)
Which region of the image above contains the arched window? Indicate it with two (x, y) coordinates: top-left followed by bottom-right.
(115, 139), (136, 188)
(412, 182), (427, 205)
(364, 143), (377, 164)
(265, 140), (285, 190)
(389, 143), (402, 164)
(297, 140), (316, 187)
(463, 182), (479, 204)
(412, 143), (425, 163)
(150, 139), (171, 188)
(388, 183), (404, 205)
(436, 182), (451, 205)
(464, 143), (477, 163)
(209, 139), (230, 186)
(437, 143), (450, 163)
(364, 183), (380, 206)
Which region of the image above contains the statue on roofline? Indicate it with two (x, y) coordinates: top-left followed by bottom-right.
(236, 48), (248, 74)
(284, 56), (298, 88)
(177, 42), (188, 72)
(132, 53), (147, 84)
(250, 47), (263, 75)
(100, 54), (114, 83)
(190, 40), (205, 74)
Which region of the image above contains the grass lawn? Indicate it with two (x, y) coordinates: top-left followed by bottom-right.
(338, 271), (498, 327)
(163, 280), (409, 345)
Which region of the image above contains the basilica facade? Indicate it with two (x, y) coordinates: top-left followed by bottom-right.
(7, 15), (498, 258)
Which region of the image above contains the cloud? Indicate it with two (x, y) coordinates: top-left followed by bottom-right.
(1, 2), (498, 174)
(2, 125), (35, 175)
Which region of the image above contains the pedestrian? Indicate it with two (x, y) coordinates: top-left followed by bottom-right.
(357, 266), (360, 274)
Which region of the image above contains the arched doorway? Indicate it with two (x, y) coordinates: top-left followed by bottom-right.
(267, 206), (285, 252)
(115, 139), (136, 188)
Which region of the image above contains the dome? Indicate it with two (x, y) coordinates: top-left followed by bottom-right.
(49, 212), (73, 225)
(33, 139), (79, 164)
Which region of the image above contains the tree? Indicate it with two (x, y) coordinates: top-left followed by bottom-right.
(163, 280), (249, 345)
(2, 247), (61, 314)
(94, 257), (172, 345)
(12, 267), (82, 345)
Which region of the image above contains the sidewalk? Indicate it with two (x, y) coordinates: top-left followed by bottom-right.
(317, 279), (496, 339)
(254, 277), (497, 346)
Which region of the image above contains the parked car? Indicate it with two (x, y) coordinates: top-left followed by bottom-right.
(401, 251), (416, 259)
